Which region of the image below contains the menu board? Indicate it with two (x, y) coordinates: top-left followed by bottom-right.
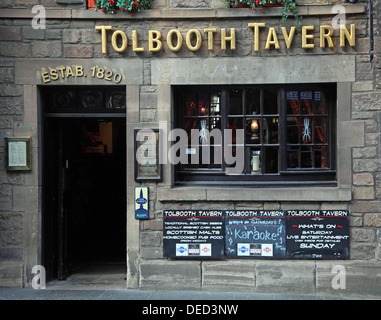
(163, 210), (224, 258)
(225, 210), (286, 258)
(286, 210), (350, 259)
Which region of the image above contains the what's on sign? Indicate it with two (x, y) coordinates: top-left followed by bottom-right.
(286, 210), (350, 259)
(162, 210), (349, 259)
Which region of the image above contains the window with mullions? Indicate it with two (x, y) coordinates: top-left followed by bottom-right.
(174, 84), (336, 185)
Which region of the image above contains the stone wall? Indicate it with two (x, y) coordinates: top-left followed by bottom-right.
(0, 1), (380, 297)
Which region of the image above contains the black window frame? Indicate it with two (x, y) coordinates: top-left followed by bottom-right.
(173, 84), (337, 187)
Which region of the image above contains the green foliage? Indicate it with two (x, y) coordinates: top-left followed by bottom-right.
(95, 0), (153, 15)
(222, 0), (302, 33)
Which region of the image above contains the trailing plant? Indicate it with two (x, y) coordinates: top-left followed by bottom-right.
(95, 0), (153, 16)
(223, 0), (302, 33)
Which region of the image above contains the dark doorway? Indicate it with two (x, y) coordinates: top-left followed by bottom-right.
(42, 88), (126, 281)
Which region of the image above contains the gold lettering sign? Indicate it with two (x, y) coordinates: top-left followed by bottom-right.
(96, 23), (356, 54)
(40, 65), (123, 84)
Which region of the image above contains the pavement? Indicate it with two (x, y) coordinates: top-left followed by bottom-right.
(0, 287), (363, 300)
(0, 263), (368, 301)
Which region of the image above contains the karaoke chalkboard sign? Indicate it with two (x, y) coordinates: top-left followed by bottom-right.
(286, 210), (350, 259)
(163, 210), (224, 258)
(225, 210), (286, 258)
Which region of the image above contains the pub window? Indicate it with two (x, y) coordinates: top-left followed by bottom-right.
(174, 84), (336, 186)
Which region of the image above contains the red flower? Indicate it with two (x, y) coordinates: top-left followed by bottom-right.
(261, 7), (264, 10)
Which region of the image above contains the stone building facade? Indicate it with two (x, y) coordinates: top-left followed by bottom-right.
(0, 0), (380, 298)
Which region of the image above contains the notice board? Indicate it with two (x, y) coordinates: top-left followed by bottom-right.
(225, 210), (286, 258)
(163, 210), (224, 258)
(286, 210), (350, 259)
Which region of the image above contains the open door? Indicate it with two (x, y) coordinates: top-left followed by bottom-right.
(43, 117), (126, 281)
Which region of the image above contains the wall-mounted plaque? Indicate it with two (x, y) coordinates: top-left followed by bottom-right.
(225, 210), (286, 258)
(286, 210), (350, 259)
(134, 129), (162, 181)
(163, 210), (225, 258)
(135, 186), (149, 220)
(4, 137), (32, 171)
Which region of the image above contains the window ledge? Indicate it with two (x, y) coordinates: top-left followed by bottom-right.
(157, 186), (351, 202)
(0, 4), (365, 19)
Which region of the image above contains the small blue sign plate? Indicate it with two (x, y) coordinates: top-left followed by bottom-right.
(135, 186), (149, 219)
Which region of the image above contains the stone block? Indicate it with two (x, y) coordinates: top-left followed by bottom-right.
(140, 260), (201, 290)
(140, 231), (162, 247)
(64, 45), (93, 58)
(32, 41), (62, 58)
(316, 262), (381, 298)
(0, 42), (31, 58)
(255, 261), (315, 294)
(63, 29), (82, 43)
(0, 262), (23, 287)
(350, 228), (376, 242)
(23, 27), (45, 40)
(202, 260), (255, 292)
(12, 186), (39, 213)
(353, 173), (374, 186)
(171, 0), (211, 8)
(353, 187), (375, 200)
(0, 68), (14, 83)
(0, 26), (21, 41)
(364, 214), (381, 227)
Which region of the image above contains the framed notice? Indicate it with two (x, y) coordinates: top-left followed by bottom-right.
(4, 137), (32, 171)
(134, 129), (162, 181)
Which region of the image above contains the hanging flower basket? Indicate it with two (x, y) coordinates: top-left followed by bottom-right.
(95, 0), (154, 16)
(223, 0), (302, 32)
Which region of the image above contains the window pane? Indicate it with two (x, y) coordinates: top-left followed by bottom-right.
(228, 117), (243, 144)
(287, 147), (299, 168)
(287, 116), (298, 144)
(228, 89), (243, 115)
(300, 91), (313, 114)
(247, 147), (261, 174)
(315, 146), (327, 168)
(314, 91), (326, 114)
(301, 146), (313, 168)
(246, 88), (260, 115)
(245, 118), (260, 144)
(314, 116), (327, 144)
(301, 117), (313, 144)
(263, 88), (278, 114)
(287, 91), (298, 115)
(210, 92), (221, 116)
(263, 117), (279, 144)
(263, 146), (278, 173)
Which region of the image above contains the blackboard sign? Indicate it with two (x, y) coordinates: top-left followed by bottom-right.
(225, 210), (286, 258)
(286, 210), (350, 259)
(163, 210), (224, 258)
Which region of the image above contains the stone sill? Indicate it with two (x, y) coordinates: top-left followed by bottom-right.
(0, 4), (365, 19)
(157, 186), (352, 202)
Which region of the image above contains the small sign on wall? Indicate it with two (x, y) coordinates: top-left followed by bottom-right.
(135, 186), (149, 220)
(4, 137), (32, 171)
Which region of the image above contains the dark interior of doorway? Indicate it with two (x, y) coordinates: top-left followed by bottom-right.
(43, 117), (126, 281)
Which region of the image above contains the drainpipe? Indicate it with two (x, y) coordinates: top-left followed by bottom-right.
(370, 0), (374, 62)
